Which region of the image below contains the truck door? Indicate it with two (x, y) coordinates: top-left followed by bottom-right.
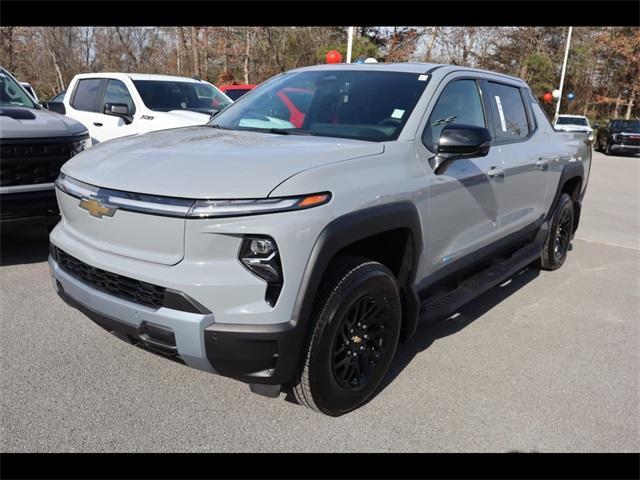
(65, 77), (107, 144)
(94, 79), (138, 143)
(66, 78), (138, 145)
(481, 80), (549, 236)
(417, 77), (505, 277)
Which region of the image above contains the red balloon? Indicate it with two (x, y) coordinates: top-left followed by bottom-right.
(326, 50), (343, 64)
(543, 92), (553, 103)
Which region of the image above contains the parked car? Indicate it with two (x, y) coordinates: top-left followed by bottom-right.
(219, 84), (256, 100)
(553, 114), (593, 141)
(47, 73), (233, 145)
(0, 67), (90, 231)
(49, 63), (591, 416)
(19, 82), (39, 103)
(594, 118), (640, 156)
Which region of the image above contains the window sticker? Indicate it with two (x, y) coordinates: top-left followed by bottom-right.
(494, 95), (507, 132)
(418, 74), (428, 81)
(391, 109), (405, 119)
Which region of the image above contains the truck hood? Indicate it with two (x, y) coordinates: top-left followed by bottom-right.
(61, 126), (384, 198)
(0, 107), (88, 139)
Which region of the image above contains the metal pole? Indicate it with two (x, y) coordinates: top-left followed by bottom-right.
(346, 27), (354, 64)
(554, 26), (573, 120)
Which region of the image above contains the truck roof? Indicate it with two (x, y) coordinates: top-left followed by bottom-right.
(289, 62), (527, 86)
(71, 72), (206, 83)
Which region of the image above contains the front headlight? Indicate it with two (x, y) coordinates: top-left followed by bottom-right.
(187, 192), (331, 218)
(71, 135), (92, 155)
(239, 235), (284, 306)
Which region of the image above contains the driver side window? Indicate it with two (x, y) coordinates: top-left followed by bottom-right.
(422, 79), (486, 152)
(103, 79), (136, 115)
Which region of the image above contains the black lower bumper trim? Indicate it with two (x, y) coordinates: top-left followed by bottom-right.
(204, 321), (302, 385)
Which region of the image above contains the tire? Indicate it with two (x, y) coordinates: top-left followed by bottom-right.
(605, 142), (613, 156)
(540, 193), (574, 271)
(290, 256), (402, 416)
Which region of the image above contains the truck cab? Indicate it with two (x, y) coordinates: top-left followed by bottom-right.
(58, 73), (233, 145)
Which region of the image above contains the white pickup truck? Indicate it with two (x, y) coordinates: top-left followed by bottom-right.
(48, 73), (232, 145)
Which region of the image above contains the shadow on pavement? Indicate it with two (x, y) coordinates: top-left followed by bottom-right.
(377, 265), (541, 395)
(0, 224), (51, 267)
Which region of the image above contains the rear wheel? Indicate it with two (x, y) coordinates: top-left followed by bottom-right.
(290, 256), (402, 416)
(540, 193), (574, 271)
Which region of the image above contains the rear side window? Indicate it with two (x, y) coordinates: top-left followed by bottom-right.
(71, 79), (103, 112)
(486, 82), (530, 142)
(422, 79), (486, 151)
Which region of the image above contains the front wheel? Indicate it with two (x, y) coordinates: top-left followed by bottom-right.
(605, 142), (613, 156)
(540, 193), (574, 271)
(290, 256), (402, 416)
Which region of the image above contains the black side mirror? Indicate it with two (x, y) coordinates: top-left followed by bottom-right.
(104, 103), (130, 117)
(432, 124), (492, 175)
(42, 101), (66, 115)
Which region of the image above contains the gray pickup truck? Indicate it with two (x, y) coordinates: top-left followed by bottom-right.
(1, 67), (90, 230)
(49, 63), (591, 416)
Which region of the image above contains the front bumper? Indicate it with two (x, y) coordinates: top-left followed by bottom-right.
(49, 253), (304, 384)
(610, 143), (640, 153)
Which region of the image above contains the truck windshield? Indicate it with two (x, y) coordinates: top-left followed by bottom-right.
(556, 117), (588, 126)
(0, 69), (37, 109)
(133, 80), (232, 115)
(209, 70), (430, 142)
(610, 120), (640, 132)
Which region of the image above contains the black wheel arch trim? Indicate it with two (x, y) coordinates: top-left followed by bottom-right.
(204, 201), (424, 385)
(547, 161), (584, 218)
(291, 201), (424, 344)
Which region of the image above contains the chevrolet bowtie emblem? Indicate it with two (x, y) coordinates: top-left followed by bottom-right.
(79, 198), (116, 218)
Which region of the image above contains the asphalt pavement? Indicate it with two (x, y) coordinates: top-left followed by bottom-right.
(1, 151), (638, 452)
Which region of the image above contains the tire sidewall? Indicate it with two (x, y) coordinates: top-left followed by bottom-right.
(544, 194), (574, 269)
(308, 268), (401, 415)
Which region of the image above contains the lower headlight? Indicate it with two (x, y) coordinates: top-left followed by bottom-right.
(239, 236), (281, 283)
(239, 236), (283, 306)
(71, 136), (92, 155)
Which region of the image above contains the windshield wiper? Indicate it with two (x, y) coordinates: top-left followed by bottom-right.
(240, 127), (318, 136)
(432, 115), (457, 126)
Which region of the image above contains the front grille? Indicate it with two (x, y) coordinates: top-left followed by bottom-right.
(55, 247), (166, 309)
(0, 139), (79, 187)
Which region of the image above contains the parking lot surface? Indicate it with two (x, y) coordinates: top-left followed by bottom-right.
(1, 152), (638, 452)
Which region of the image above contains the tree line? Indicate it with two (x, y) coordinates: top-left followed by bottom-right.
(1, 26), (638, 121)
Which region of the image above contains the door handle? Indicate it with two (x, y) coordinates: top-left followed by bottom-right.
(536, 158), (549, 170)
(487, 166), (504, 178)
(93, 122), (103, 127)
